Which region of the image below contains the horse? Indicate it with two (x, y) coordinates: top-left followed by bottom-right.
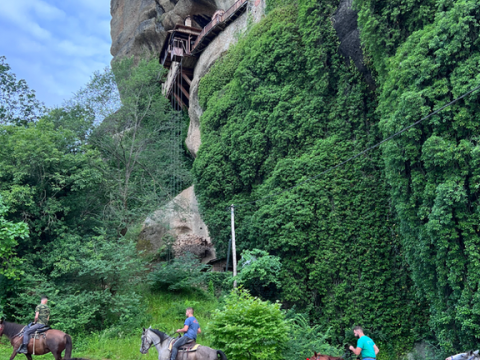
(140, 327), (227, 360)
(310, 351), (344, 360)
(446, 350), (480, 360)
(0, 319), (73, 360)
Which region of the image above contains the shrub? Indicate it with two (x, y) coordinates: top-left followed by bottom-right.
(235, 249), (281, 300)
(284, 314), (343, 360)
(209, 288), (289, 360)
(148, 252), (210, 292)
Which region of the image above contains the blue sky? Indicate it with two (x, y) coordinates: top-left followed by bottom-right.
(0, 0), (112, 107)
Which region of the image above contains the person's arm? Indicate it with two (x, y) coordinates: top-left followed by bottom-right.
(348, 345), (362, 356)
(197, 328), (201, 334)
(176, 325), (189, 333)
(374, 344), (379, 356)
(34, 312), (39, 323)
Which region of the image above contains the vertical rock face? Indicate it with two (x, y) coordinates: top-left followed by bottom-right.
(110, 0), (232, 61)
(186, 0), (266, 157)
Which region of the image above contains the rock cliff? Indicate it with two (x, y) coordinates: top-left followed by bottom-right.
(110, 0), (238, 61)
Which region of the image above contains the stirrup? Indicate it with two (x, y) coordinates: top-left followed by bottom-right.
(17, 344), (28, 354)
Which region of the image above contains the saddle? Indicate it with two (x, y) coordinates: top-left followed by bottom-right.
(16, 324), (50, 339)
(169, 338), (200, 352)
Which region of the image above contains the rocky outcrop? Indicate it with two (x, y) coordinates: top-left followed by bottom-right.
(110, 0), (239, 61)
(140, 185), (216, 262)
(333, 0), (375, 88)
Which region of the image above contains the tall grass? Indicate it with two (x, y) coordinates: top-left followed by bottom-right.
(0, 290), (220, 360)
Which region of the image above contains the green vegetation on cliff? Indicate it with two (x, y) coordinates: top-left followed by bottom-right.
(194, 0), (480, 354)
(194, 2), (424, 356)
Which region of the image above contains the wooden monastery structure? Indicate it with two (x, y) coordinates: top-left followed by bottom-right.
(160, 0), (248, 108)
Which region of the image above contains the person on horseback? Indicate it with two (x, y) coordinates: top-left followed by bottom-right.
(170, 307), (201, 360)
(17, 295), (50, 354)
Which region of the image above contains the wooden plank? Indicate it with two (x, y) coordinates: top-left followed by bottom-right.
(181, 72), (192, 86)
(173, 92), (186, 109)
(178, 82), (190, 99)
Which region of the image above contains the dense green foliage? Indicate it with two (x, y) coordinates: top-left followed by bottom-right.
(209, 288), (289, 360)
(148, 252), (210, 292)
(193, 0), (480, 353)
(194, 2), (424, 355)
(373, 0), (480, 351)
(0, 196), (28, 281)
(235, 249), (281, 299)
(0, 57), (191, 335)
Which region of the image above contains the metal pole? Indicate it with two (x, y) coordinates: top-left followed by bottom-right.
(230, 205), (237, 288)
(225, 238), (231, 272)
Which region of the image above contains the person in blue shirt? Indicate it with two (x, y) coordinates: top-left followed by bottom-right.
(170, 307), (201, 360)
(348, 326), (379, 360)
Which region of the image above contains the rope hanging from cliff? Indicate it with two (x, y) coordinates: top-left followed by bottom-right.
(229, 83), (480, 209)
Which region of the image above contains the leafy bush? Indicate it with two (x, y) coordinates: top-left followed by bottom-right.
(209, 288), (289, 360)
(284, 314), (343, 360)
(235, 249), (281, 300)
(148, 252), (210, 292)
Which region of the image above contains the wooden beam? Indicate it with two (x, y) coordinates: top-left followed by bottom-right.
(173, 92), (187, 109)
(178, 81), (190, 99)
(181, 72), (192, 86)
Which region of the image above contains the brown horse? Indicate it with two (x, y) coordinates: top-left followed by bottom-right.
(311, 351), (344, 360)
(0, 319), (74, 360)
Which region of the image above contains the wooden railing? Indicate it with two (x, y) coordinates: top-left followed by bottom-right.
(223, 0), (248, 22)
(192, 0), (248, 51)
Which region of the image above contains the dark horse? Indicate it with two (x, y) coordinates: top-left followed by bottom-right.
(0, 319), (75, 360)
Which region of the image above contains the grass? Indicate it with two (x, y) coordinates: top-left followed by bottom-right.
(0, 290), (221, 360)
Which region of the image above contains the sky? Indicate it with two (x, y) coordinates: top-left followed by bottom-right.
(0, 0), (112, 108)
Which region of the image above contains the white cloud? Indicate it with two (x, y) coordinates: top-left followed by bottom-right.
(0, 0), (113, 106)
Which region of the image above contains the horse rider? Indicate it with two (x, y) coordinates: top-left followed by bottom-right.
(170, 307), (201, 360)
(348, 325), (379, 360)
(17, 295), (50, 354)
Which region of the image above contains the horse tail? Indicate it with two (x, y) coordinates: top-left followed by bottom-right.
(217, 350), (227, 360)
(63, 334), (73, 359)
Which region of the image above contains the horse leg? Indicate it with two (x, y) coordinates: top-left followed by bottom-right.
(9, 349), (18, 360)
(25, 354), (33, 360)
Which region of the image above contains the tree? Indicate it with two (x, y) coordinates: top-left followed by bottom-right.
(209, 288), (289, 360)
(84, 57), (192, 234)
(0, 56), (45, 126)
(0, 195), (28, 280)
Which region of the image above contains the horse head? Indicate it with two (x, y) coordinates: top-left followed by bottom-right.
(140, 327), (167, 355)
(140, 327), (152, 354)
(449, 350), (480, 360)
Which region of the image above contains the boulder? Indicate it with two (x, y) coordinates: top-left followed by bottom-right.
(141, 185), (216, 262)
